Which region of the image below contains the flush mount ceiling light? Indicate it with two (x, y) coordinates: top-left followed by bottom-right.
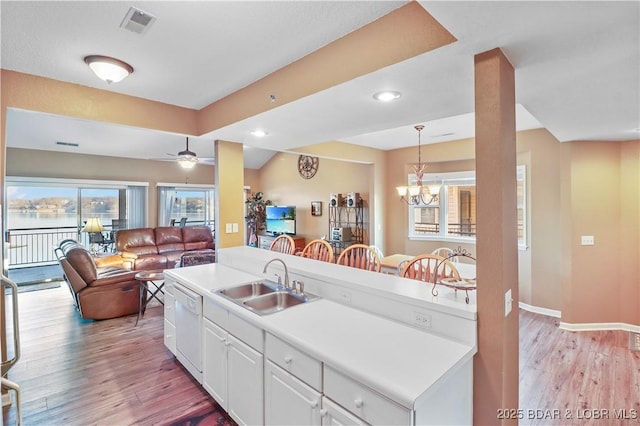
(396, 124), (441, 206)
(84, 55), (134, 84)
(373, 91), (401, 102)
(177, 137), (198, 169)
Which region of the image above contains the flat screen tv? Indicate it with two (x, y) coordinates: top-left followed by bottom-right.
(265, 205), (296, 235)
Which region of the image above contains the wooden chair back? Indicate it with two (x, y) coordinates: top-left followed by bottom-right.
(431, 247), (459, 263)
(301, 239), (334, 263)
(336, 244), (381, 272)
(400, 254), (460, 283)
(269, 234), (296, 255)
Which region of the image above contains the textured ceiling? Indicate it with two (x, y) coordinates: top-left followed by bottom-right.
(2, 1), (639, 168)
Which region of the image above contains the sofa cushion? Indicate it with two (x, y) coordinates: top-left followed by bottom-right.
(155, 227), (186, 254)
(182, 226), (214, 251)
(116, 228), (158, 255)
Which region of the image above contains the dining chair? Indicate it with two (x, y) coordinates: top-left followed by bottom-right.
(300, 239), (334, 262)
(369, 245), (383, 260)
(269, 234), (296, 255)
(400, 254), (460, 283)
(336, 244), (381, 272)
(431, 247), (458, 263)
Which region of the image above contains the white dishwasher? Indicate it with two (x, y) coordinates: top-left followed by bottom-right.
(173, 282), (203, 383)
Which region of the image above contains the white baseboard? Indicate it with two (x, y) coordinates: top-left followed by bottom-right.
(518, 302), (561, 318)
(559, 321), (640, 333)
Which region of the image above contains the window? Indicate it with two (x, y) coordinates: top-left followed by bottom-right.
(408, 166), (526, 249)
(408, 172), (476, 242)
(4, 177), (148, 268)
(157, 184), (215, 228)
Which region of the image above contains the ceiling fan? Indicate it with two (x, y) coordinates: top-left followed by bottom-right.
(152, 137), (215, 168)
(176, 137), (198, 169)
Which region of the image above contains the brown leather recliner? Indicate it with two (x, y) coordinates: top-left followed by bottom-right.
(116, 226), (215, 270)
(55, 241), (141, 320)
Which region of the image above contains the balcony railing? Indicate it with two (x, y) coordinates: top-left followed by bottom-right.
(5, 226), (84, 267)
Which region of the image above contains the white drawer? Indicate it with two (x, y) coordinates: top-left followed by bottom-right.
(164, 293), (175, 324)
(324, 366), (411, 426)
(203, 297), (228, 329)
(266, 333), (322, 391)
(322, 396), (368, 426)
(228, 312), (263, 352)
(164, 318), (176, 355)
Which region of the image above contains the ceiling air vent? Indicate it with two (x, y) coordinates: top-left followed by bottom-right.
(120, 7), (156, 35)
(56, 141), (79, 147)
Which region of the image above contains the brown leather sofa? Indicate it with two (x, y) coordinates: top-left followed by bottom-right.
(115, 225), (215, 270)
(55, 240), (141, 320)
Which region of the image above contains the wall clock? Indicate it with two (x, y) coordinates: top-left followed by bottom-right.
(298, 155), (319, 179)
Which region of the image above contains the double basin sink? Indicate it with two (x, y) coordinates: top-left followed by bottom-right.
(215, 280), (319, 315)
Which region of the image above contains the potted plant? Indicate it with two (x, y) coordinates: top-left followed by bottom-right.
(245, 191), (272, 246)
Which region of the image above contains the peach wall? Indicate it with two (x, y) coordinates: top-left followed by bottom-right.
(293, 141), (385, 250)
(215, 141), (245, 248)
(255, 151), (371, 244)
(562, 140), (640, 325)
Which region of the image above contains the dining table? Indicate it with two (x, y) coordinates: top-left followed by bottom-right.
(380, 253), (476, 279)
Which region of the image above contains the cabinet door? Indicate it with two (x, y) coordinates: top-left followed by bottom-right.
(321, 397), (368, 426)
(265, 361), (322, 426)
(202, 318), (228, 409)
(227, 334), (264, 426)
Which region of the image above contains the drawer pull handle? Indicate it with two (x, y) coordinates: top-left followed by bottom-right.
(354, 398), (364, 408)
(284, 355), (292, 364)
(310, 400), (318, 408)
(319, 409), (327, 417)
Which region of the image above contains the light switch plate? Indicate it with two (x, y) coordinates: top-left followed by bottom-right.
(505, 289), (513, 316)
(232, 223), (239, 233)
(225, 223), (232, 233)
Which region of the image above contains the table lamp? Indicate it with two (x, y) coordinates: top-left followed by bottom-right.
(82, 217), (104, 255)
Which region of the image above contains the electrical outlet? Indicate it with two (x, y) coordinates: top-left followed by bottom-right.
(413, 312), (432, 329)
(505, 289), (513, 316)
(581, 235), (595, 246)
(337, 289), (351, 303)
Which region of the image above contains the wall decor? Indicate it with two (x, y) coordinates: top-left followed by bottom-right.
(311, 201), (322, 216)
(298, 155), (319, 179)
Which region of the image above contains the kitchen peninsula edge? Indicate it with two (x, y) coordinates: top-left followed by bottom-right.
(164, 246), (477, 425)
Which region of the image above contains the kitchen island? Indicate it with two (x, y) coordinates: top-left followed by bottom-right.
(164, 246), (477, 425)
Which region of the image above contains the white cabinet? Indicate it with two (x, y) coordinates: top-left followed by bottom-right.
(163, 280), (176, 355)
(324, 366), (410, 426)
(202, 305), (264, 426)
(320, 397), (368, 426)
(202, 318), (227, 406)
(265, 360), (322, 426)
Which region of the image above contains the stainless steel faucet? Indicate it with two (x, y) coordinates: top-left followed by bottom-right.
(263, 258), (290, 290)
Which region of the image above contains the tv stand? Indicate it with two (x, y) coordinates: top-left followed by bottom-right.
(257, 234), (305, 251)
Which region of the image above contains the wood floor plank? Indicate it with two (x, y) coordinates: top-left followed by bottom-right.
(4, 286), (640, 425)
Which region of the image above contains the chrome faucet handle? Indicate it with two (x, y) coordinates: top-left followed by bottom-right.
(273, 273), (282, 286)
(292, 279), (305, 296)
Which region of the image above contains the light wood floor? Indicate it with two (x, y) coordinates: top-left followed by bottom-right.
(3, 286), (640, 425)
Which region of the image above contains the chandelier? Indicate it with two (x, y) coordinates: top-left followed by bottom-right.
(396, 125), (441, 205)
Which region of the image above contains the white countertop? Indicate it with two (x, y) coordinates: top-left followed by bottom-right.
(164, 261), (476, 410)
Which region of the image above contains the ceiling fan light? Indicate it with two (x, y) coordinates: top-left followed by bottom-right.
(84, 55), (133, 84)
(177, 150), (198, 169)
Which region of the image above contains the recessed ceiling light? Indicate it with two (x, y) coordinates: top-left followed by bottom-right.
(373, 91), (401, 102)
(251, 130), (268, 137)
